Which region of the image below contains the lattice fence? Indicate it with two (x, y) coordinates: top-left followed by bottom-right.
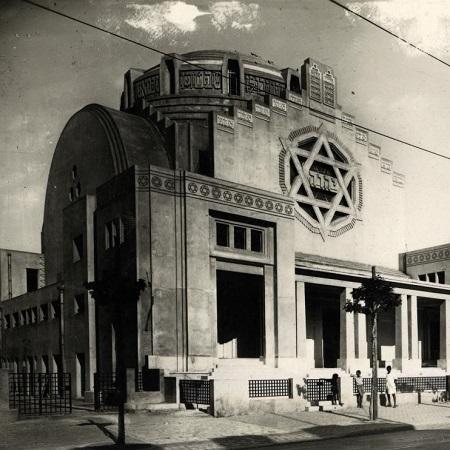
(248, 379), (293, 398)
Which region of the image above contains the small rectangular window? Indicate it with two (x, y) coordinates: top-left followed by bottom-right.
(418, 274), (426, 281)
(437, 271), (445, 284)
(13, 312), (19, 328)
(216, 223), (229, 247)
(118, 218), (125, 244)
(234, 226), (246, 250)
(73, 235), (84, 262)
(26, 268), (39, 292)
(74, 294), (85, 315)
(250, 229), (263, 252)
(5, 315), (11, 329)
(427, 273), (436, 283)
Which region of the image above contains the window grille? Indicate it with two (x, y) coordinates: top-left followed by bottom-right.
(248, 379), (293, 398)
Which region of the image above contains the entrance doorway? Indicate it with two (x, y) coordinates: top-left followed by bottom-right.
(305, 284), (341, 368)
(216, 270), (264, 358)
(418, 298), (441, 367)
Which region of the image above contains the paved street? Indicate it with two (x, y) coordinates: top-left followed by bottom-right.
(255, 429), (450, 450)
(1, 401), (450, 449)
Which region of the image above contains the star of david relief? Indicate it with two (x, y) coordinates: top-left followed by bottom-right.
(280, 125), (362, 239)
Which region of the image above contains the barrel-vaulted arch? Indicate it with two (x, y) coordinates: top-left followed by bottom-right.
(280, 124), (362, 239)
(42, 104), (170, 284)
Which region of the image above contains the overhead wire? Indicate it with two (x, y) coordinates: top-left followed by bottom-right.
(328, 0), (450, 69)
(21, 0), (450, 161)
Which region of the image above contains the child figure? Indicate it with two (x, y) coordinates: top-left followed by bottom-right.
(331, 373), (340, 405)
(385, 365), (397, 407)
(355, 370), (364, 408)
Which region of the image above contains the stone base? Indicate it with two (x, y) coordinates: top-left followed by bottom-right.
(84, 390), (95, 403)
(438, 359), (450, 371)
(393, 358), (421, 372)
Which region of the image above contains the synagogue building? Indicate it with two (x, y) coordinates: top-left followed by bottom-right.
(1, 50), (450, 415)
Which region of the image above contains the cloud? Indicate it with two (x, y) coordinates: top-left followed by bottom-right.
(345, 0), (450, 57)
(125, 1), (260, 40)
(210, 1), (260, 31)
(125, 2), (210, 40)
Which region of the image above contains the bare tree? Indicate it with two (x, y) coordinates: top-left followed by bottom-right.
(344, 267), (401, 420)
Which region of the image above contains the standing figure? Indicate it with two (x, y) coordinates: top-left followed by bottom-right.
(331, 373), (340, 405)
(355, 370), (364, 408)
(385, 365), (397, 407)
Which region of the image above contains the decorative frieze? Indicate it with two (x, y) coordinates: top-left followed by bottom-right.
(244, 73), (285, 100)
(134, 73), (160, 101)
(380, 157), (392, 174)
(186, 178), (294, 218)
(406, 245), (450, 267)
(216, 115), (235, 131)
(179, 70), (222, 90)
(393, 172), (405, 188)
(368, 143), (380, 160)
(355, 128), (368, 145)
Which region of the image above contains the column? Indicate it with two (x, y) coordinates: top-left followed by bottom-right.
(354, 312), (370, 370)
(408, 295), (420, 370)
(264, 265), (275, 367)
(438, 299), (450, 370)
(338, 287), (355, 372)
(296, 281), (307, 359)
(394, 294), (409, 371)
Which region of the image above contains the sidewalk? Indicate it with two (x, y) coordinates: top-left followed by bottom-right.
(109, 402), (450, 449)
(1, 401), (450, 449)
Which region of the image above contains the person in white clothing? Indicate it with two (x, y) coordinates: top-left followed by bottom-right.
(385, 365), (397, 407)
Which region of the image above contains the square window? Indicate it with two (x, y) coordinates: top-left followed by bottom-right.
(234, 226), (247, 250)
(216, 223), (229, 247)
(250, 229), (263, 252)
(74, 294), (85, 315)
(73, 235), (84, 262)
(427, 273), (436, 283)
(418, 274), (426, 281)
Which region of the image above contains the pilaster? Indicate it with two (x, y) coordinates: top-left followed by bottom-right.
(438, 299), (450, 370)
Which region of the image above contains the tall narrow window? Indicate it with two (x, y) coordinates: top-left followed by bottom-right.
(250, 229), (263, 252)
(290, 75), (301, 93)
(26, 268), (39, 292)
(227, 59), (240, 96)
(165, 59), (175, 94)
(234, 226), (246, 250)
(216, 223), (229, 247)
(437, 271), (445, 284)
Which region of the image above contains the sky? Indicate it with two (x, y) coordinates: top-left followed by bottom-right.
(0, 0), (449, 254)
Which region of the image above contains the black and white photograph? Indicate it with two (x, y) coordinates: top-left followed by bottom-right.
(1, 0), (450, 448)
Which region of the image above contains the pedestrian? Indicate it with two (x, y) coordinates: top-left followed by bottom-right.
(385, 365), (397, 407)
(355, 370), (364, 408)
(331, 373), (340, 405)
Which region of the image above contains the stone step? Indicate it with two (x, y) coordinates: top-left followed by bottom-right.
(318, 400), (332, 406)
(305, 405), (320, 412)
(320, 404), (343, 411)
(145, 403), (185, 412)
